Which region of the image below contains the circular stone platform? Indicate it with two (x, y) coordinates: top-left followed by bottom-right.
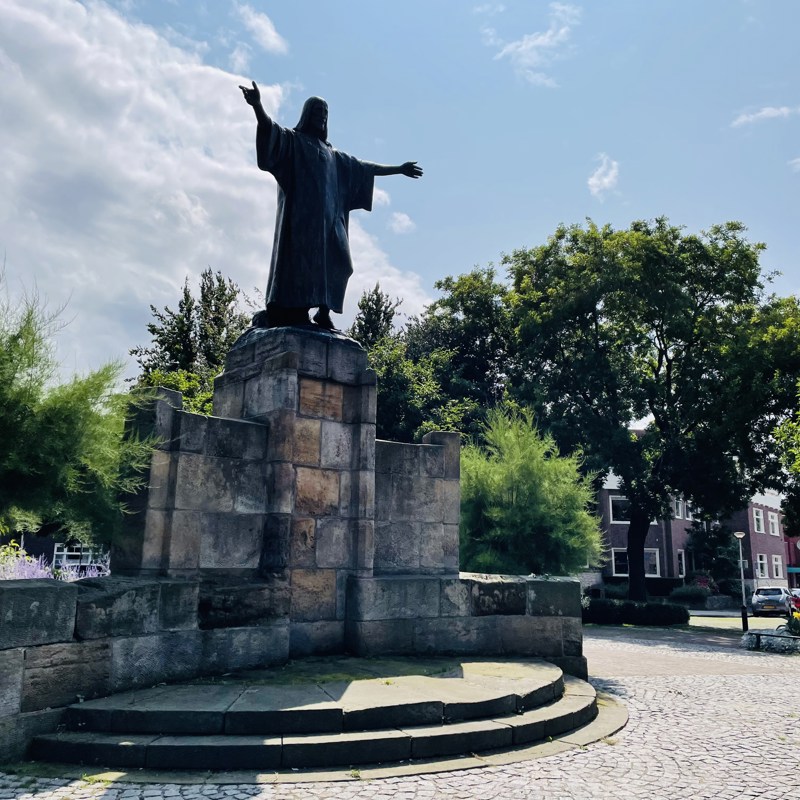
(28, 656), (625, 777)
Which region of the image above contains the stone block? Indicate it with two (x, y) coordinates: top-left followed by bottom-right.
(0, 580), (77, 650)
(289, 517), (316, 568)
(295, 467), (339, 516)
(198, 579), (290, 630)
(440, 578), (471, 617)
(375, 441), (419, 475)
(374, 521), (420, 574)
(158, 579), (199, 631)
(549, 655), (588, 680)
(375, 469), (392, 521)
(136, 508), (169, 571)
(495, 616), (563, 657)
(345, 619), (415, 657)
(200, 511), (264, 570)
(391, 474), (440, 522)
(299, 377), (343, 420)
(74, 578), (161, 639)
(335, 570), (348, 620)
(167, 510), (201, 570)
(22, 640), (111, 711)
(110, 630), (203, 692)
(201, 623), (289, 673)
(212, 378), (244, 419)
(315, 518), (353, 569)
(562, 617), (584, 657)
(0, 649), (23, 717)
(174, 453), (236, 512)
(355, 423), (376, 470)
(174, 411), (207, 454)
(234, 462), (268, 513)
(290, 569), (337, 622)
(352, 470), (375, 518)
(420, 445), (445, 478)
(347, 575), (440, 621)
(0, 708), (63, 764)
(206, 417), (268, 461)
(422, 431), (461, 479)
(264, 408), (294, 462)
(266, 462), (295, 514)
(243, 367), (298, 420)
(354, 519), (374, 572)
(320, 420), (353, 469)
(294, 417), (321, 465)
(146, 449), (174, 508)
(338, 470), (352, 517)
(414, 616), (499, 655)
(326, 339), (367, 384)
(290, 621), (345, 656)
(419, 522), (452, 573)
(526, 576), (583, 618)
(470, 576), (527, 616)
(260, 513), (290, 570)
(342, 385), (376, 425)
(440, 479), (461, 525)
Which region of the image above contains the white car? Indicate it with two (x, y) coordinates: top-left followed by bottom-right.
(750, 587), (792, 616)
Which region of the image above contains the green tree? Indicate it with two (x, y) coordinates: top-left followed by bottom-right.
(460, 405), (603, 575)
(507, 218), (800, 600)
(130, 268), (251, 413)
(685, 521), (739, 582)
(348, 283), (401, 349)
(0, 281), (153, 543)
(405, 268), (512, 437)
(368, 336), (474, 442)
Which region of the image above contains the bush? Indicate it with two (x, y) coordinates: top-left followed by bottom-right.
(716, 578), (743, 598)
(603, 582), (629, 600)
(668, 584), (711, 606)
(582, 598), (689, 626)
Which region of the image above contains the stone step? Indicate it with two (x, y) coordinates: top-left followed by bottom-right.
(63, 659), (564, 736)
(31, 680), (596, 770)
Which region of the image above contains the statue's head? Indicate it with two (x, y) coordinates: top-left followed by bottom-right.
(295, 96), (329, 141)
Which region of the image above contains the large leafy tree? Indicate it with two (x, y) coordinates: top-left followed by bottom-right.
(460, 405), (603, 575)
(506, 218), (800, 599)
(131, 268), (251, 413)
(0, 281), (153, 543)
(348, 283), (401, 350)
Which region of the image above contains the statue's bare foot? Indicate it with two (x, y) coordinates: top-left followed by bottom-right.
(312, 307), (336, 330)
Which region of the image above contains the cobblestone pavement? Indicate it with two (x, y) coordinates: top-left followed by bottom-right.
(2, 629), (797, 800)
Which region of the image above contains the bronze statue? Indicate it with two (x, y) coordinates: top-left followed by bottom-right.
(240, 81), (423, 330)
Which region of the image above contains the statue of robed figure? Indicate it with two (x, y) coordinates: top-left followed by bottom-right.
(240, 81), (423, 330)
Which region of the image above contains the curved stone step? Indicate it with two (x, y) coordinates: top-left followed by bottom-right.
(63, 659), (564, 736)
(31, 681), (596, 771)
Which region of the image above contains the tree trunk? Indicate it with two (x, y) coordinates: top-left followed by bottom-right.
(627, 509), (651, 601)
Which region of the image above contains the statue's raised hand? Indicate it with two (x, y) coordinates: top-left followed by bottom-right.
(239, 80), (261, 107)
(401, 161), (423, 179)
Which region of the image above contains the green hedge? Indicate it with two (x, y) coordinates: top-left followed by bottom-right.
(582, 598), (690, 626)
(668, 585), (711, 605)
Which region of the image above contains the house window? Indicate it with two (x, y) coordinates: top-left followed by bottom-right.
(612, 548), (629, 576)
(609, 496), (631, 524)
(753, 508), (765, 533)
(772, 555), (783, 579)
(674, 498), (683, 519)
(756, 553), (768, 578)
(644, 549), (661, 577)
(677, 549), (686, 578)
(684, 502), (694, 521)
(768, 512), (779, 536)
(52, 543), (96, 567)
(611, 548), (660, 577)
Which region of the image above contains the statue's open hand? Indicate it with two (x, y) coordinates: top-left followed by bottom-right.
(401, 161), (423, 179)
(239, 80), (261, 106)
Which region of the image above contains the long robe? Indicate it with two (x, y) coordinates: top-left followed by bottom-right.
(256, 119), (374, 313)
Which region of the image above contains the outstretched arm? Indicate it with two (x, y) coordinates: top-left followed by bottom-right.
(239, 80), (270, 127)
(369, 161), (423, 179)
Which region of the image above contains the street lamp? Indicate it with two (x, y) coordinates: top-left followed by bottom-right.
(733, 531), (748, 632)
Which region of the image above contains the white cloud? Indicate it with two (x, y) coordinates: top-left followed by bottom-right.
(228, 42), (251, 73)
(389, 212), (416, 234)
(488, 2), (581, 87)
(587, 153), (619, 199)
(232, 3), (288, 55)
(731, 105), (798, 127)
(789, 158), (800, 172)
(0, 0), (427, 376)
(473, 3), (506, 15)
(372, 187), (391, 206)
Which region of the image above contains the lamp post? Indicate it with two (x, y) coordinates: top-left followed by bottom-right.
(734, 530), (748, 632)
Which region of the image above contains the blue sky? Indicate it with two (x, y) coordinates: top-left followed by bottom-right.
(1, 0), (799, 376)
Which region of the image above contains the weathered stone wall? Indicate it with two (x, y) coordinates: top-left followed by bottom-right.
(346, 574), (586, 679)
(374, 432), (460, 575)
(0, 577), (288, 763)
